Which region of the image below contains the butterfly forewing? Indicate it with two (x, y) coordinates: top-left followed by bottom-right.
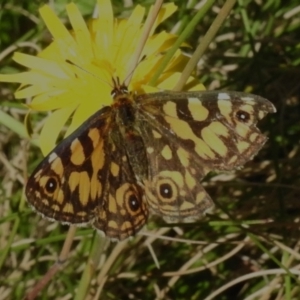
(26, 107), (112, 224)
(137, 91), (276, 171)
(26, 105), (148, 240)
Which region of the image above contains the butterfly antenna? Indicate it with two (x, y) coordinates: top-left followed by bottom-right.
(65, 59), (113, 89)
(123, 55), (147, 87)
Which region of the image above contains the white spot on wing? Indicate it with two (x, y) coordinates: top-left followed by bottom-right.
(241, 96), (255, 102)
(147, 147), (154, 154)
(217, 93), (230, 100)
(48, 152), (58, 163)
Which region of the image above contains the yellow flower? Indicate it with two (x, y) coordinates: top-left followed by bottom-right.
(0, 0), (204, 155)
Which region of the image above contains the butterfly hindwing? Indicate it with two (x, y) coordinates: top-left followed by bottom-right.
(137, 120), (214, 222)
(91, 124), (148, 240)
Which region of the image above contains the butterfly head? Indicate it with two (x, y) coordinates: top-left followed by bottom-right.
(111, 77), (129, 100)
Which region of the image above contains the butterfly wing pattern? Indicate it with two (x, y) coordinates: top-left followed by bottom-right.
(26, 105), (148, 240)
(134, 91), (275, 223)
(26, 87), (276, 240)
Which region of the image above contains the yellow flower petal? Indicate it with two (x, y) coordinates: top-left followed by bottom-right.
(39, 5), (76, 51)
(157, 72), (183, 89)
(150, 3), (177, 34)
(66, 3), (93, 62)
(16, 85), (63, 100)
(64, 99), (105, 137)
(13, 52), (69, 79)
(115, 5), (145, 79)
(39, 103), (77, 155)
(92, 0), (114, 61)
(142, 32), (176, 57)
(0, 72), (41, 84)
(0, 1), (205, 155)
(29, 91), (78, 111)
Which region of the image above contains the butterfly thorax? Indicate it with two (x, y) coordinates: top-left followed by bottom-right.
(112, 93), (148, 184)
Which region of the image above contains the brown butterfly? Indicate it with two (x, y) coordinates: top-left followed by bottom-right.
(26, 81), (276, 240)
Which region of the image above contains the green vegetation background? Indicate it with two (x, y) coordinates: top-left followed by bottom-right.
(0, 0), (300, 299)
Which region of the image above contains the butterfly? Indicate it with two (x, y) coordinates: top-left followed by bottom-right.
(25, 80), (276, 240)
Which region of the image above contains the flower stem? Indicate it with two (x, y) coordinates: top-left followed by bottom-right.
(174, 0), (237, 91)
(149, 0), (215, 87)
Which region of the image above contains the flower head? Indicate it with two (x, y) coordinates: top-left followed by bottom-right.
(0, 0), (204, 155)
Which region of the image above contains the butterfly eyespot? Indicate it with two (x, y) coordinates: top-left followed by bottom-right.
(128, 193), (140, 212)
(45, 177), (57, 193)
(155, 177), (178, 202)
(236, 110), (250, 122)
(159, 183), (173, 199)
